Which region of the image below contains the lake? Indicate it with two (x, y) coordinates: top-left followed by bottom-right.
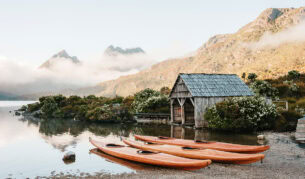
(0, 101), (260, 178)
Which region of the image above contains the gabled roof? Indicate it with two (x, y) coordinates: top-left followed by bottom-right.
(171, 73), (254, 97)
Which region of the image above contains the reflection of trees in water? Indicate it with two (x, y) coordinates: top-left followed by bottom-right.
(21, 116), (173, 138)
(19, 117), (258, 145)
(130, 124), (171, 137)
(20, 116), (171, 137)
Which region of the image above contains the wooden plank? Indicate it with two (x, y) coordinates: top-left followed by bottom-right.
(181, 104), (185, 125)
(180, 98), (186, 106)
(177, 98), (182, 106)
(170, 99), (174, 123)
(190, 98), (195, 106)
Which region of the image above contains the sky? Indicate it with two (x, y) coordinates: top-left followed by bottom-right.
(0, 0), (304, 66)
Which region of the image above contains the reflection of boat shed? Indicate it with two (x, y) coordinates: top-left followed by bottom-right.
(169, 73), (253, 128)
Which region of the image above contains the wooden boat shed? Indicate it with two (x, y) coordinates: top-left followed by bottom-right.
(169, 73), (253, 128)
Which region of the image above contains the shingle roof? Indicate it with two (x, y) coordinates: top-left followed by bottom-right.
(178, 73), (253, 97)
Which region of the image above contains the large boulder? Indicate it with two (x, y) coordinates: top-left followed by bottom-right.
(62, 151), (75, 164)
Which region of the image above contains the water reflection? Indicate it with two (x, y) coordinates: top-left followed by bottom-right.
(0, 103), (260, 178)
(20, 115), (259, 148)
(89, 148), (153, 171)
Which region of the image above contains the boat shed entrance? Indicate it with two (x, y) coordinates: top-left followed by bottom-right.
(169, 73), (253, 128)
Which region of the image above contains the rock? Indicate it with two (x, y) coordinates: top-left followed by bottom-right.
(15, 111), (21, 116)
(62, 151), (75, 163)
(257, 135), (265, 140)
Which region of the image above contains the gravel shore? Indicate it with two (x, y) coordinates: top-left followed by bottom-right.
(48, 132), (305, 179)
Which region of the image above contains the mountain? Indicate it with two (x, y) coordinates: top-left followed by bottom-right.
(39, 50), (80, 69)
(104, 45), (145, 56)
(94, 7), (305, 97)
(0, 91), (25, 100)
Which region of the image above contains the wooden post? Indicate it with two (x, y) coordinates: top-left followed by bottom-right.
(181, 127), (185, 139)
(180, 98), (185, 125)
(170, 124), (174, 138)
(170, 99), (174, 123)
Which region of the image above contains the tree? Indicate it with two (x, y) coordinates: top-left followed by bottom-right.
(242, 73), (246, 81)
(160, 87), (171, 95)
(288, 70), (300, 80)
(247, 73), (257, 82)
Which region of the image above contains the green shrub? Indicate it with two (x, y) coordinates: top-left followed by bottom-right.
(41, 97), (59, 118)
(132, 88), (167, 113)
(288, 70), (300, 80)
(27, 102), (41, 112)
(275, 110), (302, 131)
(85, 105), (117, 121)
(273, 84), (290, 98)
(247, 73), (257, 82)
(205, 96), (278, 132)
(250, 80), (278, 99)
(137, 95), (170, 113)
(19, 105), (27, 111)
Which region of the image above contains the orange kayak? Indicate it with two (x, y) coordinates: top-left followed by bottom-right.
(124, 140), (265, 164)
(90, 148), (146, 170)
(89, 138), (211, 170)
(134, 135), (270, 153)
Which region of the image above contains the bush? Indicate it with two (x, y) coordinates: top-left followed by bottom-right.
(132, 88), (167, 113)
(41, 97), (59, 118)
(19, 105), (27, 111)
(205, 96), (278, 132)
(27, 102), (41, 112)
(275, 110), (302, 131)
(85, 105), (117, 122)
(137, 95), (170, 113)
(248, 73), (257, 82)
(250, 80), (279, 99)
(288, 70), (300, 80)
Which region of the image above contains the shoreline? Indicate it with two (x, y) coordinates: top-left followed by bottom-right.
(43, 132), (305, 179)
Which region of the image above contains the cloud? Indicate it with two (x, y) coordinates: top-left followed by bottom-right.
(0, 53), (157, 96)
(246, 19), (305, 49)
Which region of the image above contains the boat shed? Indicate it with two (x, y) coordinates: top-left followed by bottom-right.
(169, 73), (254, 128)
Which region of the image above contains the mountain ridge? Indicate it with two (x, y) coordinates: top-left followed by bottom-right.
(39, 50), (80, 69)
(94, 7), (305, 97)
(104, 45), (145, 56)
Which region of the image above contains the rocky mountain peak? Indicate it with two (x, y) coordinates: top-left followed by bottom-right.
(51, 50), (79, 62)
(39, 50), (80, 69)
(104, 45), (145, 56)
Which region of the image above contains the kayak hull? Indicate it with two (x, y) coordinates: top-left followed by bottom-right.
(134, 135), (270, 153)
(124, 139), (264, 164)
(89, 138), (211, 170)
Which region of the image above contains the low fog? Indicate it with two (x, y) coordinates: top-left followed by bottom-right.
(247, 19), (305, 49)
(0, 53), (156, 97)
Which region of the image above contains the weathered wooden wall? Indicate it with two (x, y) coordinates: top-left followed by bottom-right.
(194, 97), (226, 128)
(170, 77), (192, 98)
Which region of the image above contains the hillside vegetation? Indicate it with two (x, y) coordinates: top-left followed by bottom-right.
(94, 7), (305, 97)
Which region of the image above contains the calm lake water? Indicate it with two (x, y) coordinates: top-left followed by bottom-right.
(0, 101), (260, 178)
